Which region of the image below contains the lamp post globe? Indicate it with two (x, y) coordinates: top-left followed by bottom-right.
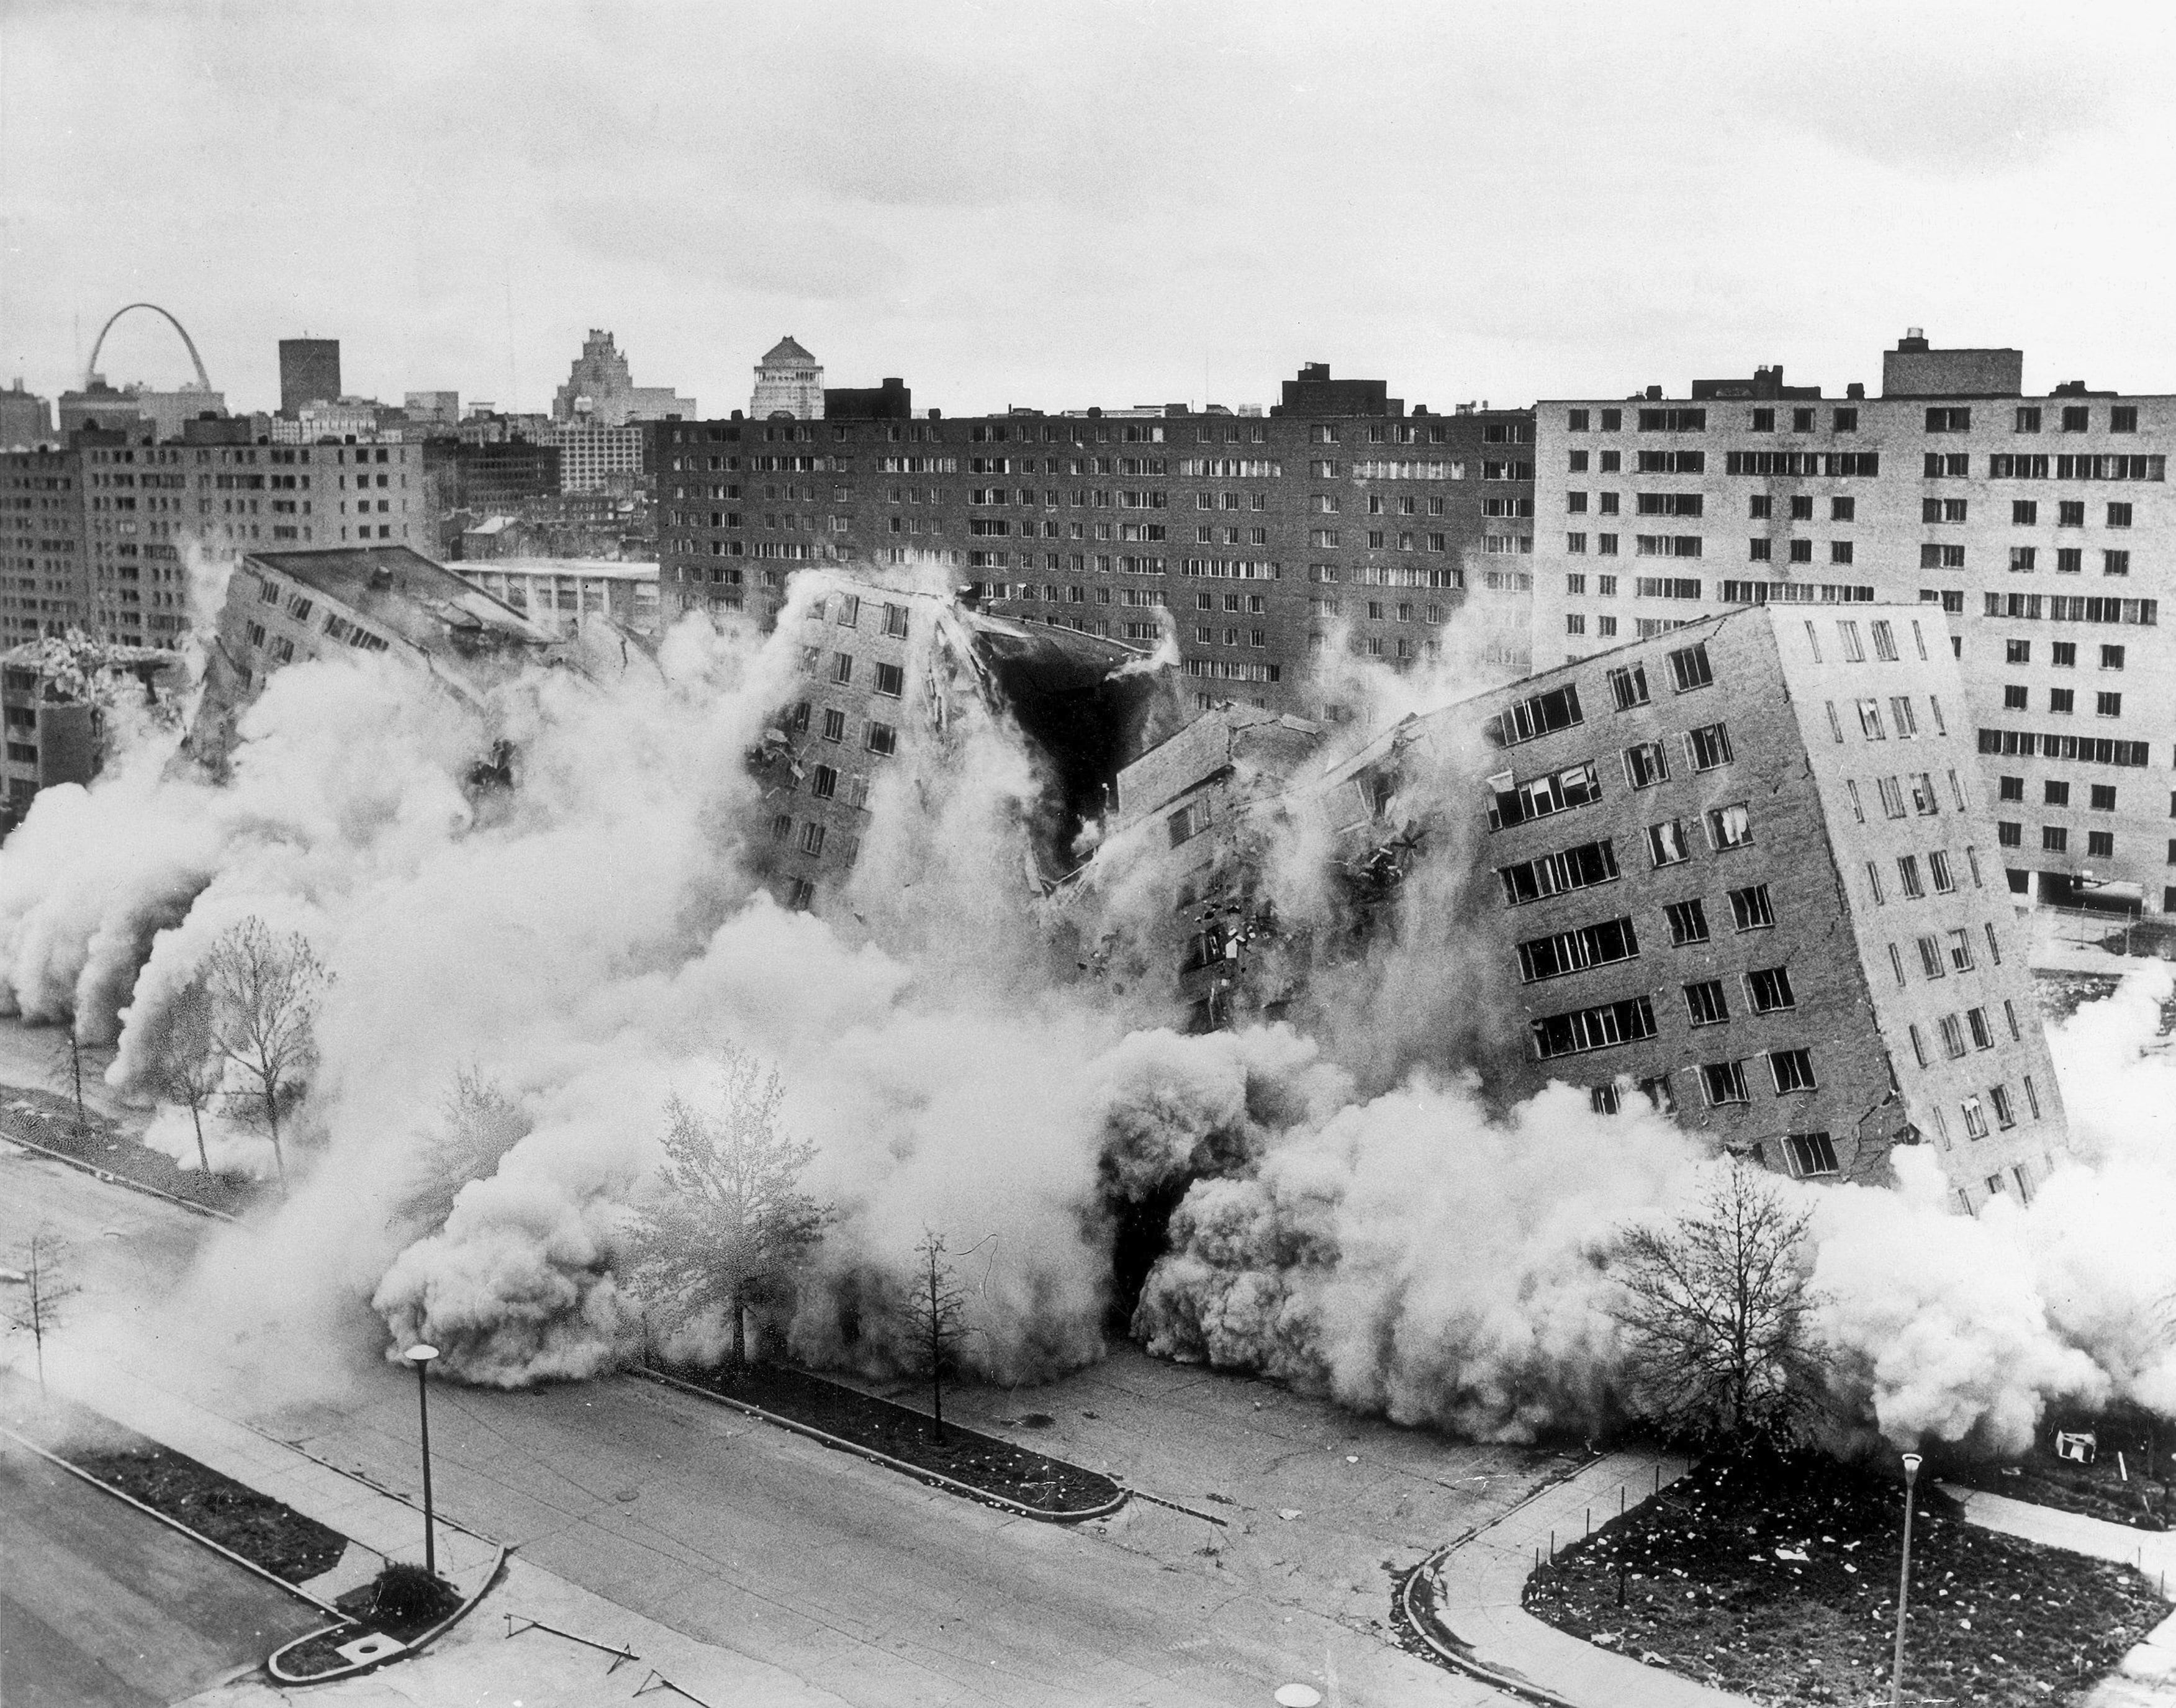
(1892, 1452), (1924, 1708)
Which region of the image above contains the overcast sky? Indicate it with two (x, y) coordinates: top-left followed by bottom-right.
(5, 1), (2174, 420)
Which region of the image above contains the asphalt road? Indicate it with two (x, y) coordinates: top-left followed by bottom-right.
(0, 1118), (1535, 1707)
(0, 1432), (325, 1707)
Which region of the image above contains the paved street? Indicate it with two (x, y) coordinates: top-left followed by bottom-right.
(0, 1431), (326, 1707)
(0, 1123), (1545, 1707)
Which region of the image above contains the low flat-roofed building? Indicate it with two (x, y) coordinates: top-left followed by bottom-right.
(452, 558), (659, 636)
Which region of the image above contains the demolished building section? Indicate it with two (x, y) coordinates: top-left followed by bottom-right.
(1065, 603), (2069, 1211)
(188, 546), (576, 764)
(746, 568), (1185, 909)
(2, 631), (185, 825)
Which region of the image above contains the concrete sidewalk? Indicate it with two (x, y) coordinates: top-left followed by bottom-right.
(1942, 1485), (2176, 1707)
(1415, 1450), (1753, 1708)
(27, 1344), (501, 1607)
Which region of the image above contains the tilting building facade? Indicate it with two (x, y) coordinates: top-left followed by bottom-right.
(1070, 603), (2067, 1213)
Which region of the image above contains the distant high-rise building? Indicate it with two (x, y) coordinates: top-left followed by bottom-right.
(0, 381), (53, 450)
(751, 336), (824, 420)
(58, 381), (225, 443)
(550, 330), (695, 426)
(404, 391), (460, 432)
(279, 338), (342, 416)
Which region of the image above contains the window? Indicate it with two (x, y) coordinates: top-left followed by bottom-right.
(836, 594), (860, 628)
(883, 602), (910, 638)
(1648, 819), (1691, 867)
(2088, 829), (2115, 858)
(1706, 804), (1752, 849)
(2097, 690), (2123, 717)
(2044, 826), (2069, 852)
(1889, 942), (1907, 987)
(1828, 703), (1846, 744)
(1639, 1075), (1676, 1114)
(1986, 922), (2003, 966)
(1790, 540), (1814, 564)
(1686, 723), (1733, 770)
(1831, 495), (1855, 522)
(1684, 979), (1730, 1026)
(1877, 776), (1907, 819)
(2105, 550), (2131, 577)
(1497, 839), (1621, 905)
(1929, 849), (1955, 892)
(2101, 644), (2125, 671)
(1607, 662), (1650, 710)
(810, 764), (837, 801)
(1961, 1096), (1989, 1139)
(2023, 1070), (2040, 1115)
(2013, 499), (2039, 525)
(1964, 1006), (1993, 1051)
(2003, 684), (2029, 711)
(874, 661), (906, 697)
(1945, 927), (1976, 974)
(1790, 495), (1814, 522)
(1589, 1084), (1620, 1115)
(2062, 405), (2091, 433)
(2049, 688), (2075, 714)
(1769, 1049), (1817, 1093)
(1666, 641), (1713, 692)
(1866, 861), (1886, 905)
(1663, 898), (1709, 944)
(865, 720), (898, 755)
(1623, 741), (1670, 788)
(801, 821), (826, 857)
(1727, 883), (1774, 931)
(1857, 698), (1885, 740)
(1747, 966), (1795, 1013)
(2052, 641), (2077, 667)
(1926, 407), (1972, 432)
(1700, 1060), (1750, 1106)
(1784, 1132), (1839, 1178)
(1488, 761), (1603, 829)
(1514, 916), (1641, 982)
(1908, 1023), (1928, 1065)
(1530, 996), (1658, 1059)
(831, 651), (854, 685)
(1913, 934), (1944, 979)
(1897, 855), (1925, 899)
(821, 707), (846, 742)
(1989, 1084), (2016, 1129)
(1941, 1014), (1968, 1059)
(2090, 782), (2117, 811)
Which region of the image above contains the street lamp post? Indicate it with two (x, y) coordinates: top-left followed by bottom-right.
(404, 1344), (440, 1579)
(1891, 1451), (1923, 1708)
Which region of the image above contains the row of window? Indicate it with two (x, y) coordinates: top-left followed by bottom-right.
(1862, 844), (1982, 904)
(1997, 823), (2119, 857)
(1926, 405), (2145, 435)
(2001, 685), (2126, 716)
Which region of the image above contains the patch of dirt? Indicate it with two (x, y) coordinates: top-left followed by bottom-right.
(659, 1360), (1122, 1515)
(2, 1373), (344, 1583)
(1522, 1452), (2165, 1707)
(0, 1081), (264, 1218)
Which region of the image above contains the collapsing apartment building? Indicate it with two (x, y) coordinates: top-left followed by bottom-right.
(187, 545), (652, 768)
(746, 567), (1186, 906)
(1065, 602), (2067, 1214)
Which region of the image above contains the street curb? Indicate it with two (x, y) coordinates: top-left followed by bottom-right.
(631, 1365), (1129, 1524)
(266, 1543), (510, 1688)
(1393, 1449), (1613, 1708)
(0, 1126), (238, 1222)
(0, 1419), (343, 1616)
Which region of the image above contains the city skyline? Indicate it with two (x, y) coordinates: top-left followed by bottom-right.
(6, 2), (2174, 420)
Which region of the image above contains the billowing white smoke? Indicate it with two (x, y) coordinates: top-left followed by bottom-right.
(1, 557), (2172, 1455)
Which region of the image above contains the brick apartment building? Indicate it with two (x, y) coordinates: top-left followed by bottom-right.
(652, 362), (1539, 724)
(1073, 602), (2064, 1212)
(1, 446), (91, 646)
(1530, 332), (2176, 918)
(749, 566), (1182, 910)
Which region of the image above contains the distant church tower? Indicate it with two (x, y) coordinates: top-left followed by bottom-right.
(751, 335), (824, 420)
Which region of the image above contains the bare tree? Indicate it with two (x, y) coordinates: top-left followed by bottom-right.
(202, 918), (332, 1186)
(148, 978), (223, 1174)
(1609, 1159), (1826, 1453)
(50, 1026), (91, 1137)
(3, 1226), (79, 1394)
(395, 1068), (531, 1231)
(905, 1231), (974, 1444)
(623, 1051), (830, 1373)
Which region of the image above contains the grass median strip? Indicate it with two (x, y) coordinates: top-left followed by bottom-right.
(652, 1360), (1123, 1516)
(1522, 1451), (2166, 1707)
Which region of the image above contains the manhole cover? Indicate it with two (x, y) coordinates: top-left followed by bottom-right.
(615, 1488), (639, 1502)
(1273, 1686), (1322, 1707)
